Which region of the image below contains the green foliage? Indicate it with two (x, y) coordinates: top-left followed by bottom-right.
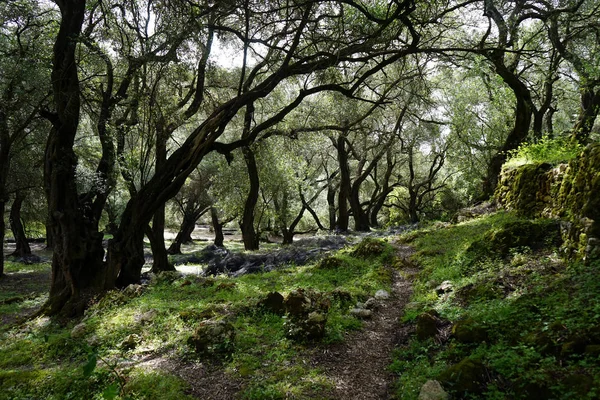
(505, 136), (583, 169)
(391, 212), (600, 399)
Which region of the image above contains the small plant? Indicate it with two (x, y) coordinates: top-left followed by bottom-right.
(505, 135), (582, 169)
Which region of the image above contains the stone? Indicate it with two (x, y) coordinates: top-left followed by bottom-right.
(317, 256), (345, 270)
(435, 281), (453, 296)
(330, 288), (354, 306)
(70, 323), (87, 339)
(418, 380), (449, 400)
(135, 309), (158, 324)
(438, 357), (486, 395)
(120, 334), (140, 351)
(364, 297), (378, 310)
(351, 237), (387, 258)
(350, 308), (372, 319)
(188, 319), (236, 356)
(123, 284), (144, 298)
(416, 311), (439, 341)
(452, 318), (488, 344)
(283, 289), (330, 341)
(257, 292), (285, 315)
(374, 289), (390, 300)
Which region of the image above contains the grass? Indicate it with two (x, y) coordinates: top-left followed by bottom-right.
(0, 237), (396, 400)
(391, 211), (600, 399)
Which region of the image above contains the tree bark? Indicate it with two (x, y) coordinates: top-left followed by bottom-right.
(43, 0), (113, 316)
(211, 207), (225, 248)
(9, 191), (31, 257)
(0, 109), (8, 277)
(241, 146), (260, 250)
(146, 223), (174, 274)
(572, 87), (600, 144)
(167, 213), (197, 254)
(335, 133), (351, 232)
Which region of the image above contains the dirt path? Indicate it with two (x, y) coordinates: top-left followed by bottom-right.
(309, 243), (417, 400)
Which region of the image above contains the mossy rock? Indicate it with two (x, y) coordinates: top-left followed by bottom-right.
(330, 287), (354, 307)
(188, 319), (236, 357)
(513, 379), (552, 400)
(316, 256), (345, 270)
(466, 219), (561, 261)
(522, 330), (558, 356)
(351, 237), (387, 258)
(455, 282), (503, 305)
(438, 357), (486, 395)
(416, 310), (440, 341)
(256, 292), (285, 315)
(452, 318), (488, 344)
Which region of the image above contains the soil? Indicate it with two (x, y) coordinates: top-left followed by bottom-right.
(308, 242), (417, 399)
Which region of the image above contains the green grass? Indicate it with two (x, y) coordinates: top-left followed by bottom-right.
(391, 211), (600, 399)
(0, 238), (396, 399)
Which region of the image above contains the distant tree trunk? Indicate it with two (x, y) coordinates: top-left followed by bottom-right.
(167, 214), (197, 254)
(9, 191), (31, 257)
(211, 207), (225, 247)
(0, 199), (5, 277)
(327, 184), (336, 230)
(335, 133), (351, 232)
(146, 223), (174, 273)
(241, 146), (260, 250)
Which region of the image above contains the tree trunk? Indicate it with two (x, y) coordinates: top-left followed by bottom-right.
(349, 184), (370, 231)
(146, 222), (174, 273)
(572, 87), (600, 144)
(336, 134), (351, 232)
(43, 0), (114, 316)
(167, 213), (197, 254)
(211, 207), (225, 248)
(241, 146), (260, 250)
(327, 184), (336, 230)
(9, 191), (31, 257)
(0, 200), (5, 277)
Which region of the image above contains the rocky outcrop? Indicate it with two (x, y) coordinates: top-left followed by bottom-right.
(496, 143), (600, 261)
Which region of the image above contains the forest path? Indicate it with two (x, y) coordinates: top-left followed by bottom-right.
(308, 241), (417, 399)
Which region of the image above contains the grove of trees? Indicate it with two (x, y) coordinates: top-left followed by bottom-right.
(0, 0), (598, 316)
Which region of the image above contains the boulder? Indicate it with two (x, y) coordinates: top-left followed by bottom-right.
(316, 256), (345, 270)
(134, 309), (158, 325)
(257, 292), (285, 315)
(352, 237), (387, 258)
(452, 318), (488, 344)
(283, 289), (330, 341)
(418, 380), (449, 400)
(416, 311), (439, 341)
(374, 289), (390, 300)
(70, 323), (87, 339)
(364, 297), (378, 310)
(120, 333), (140, 351)
(438, 357), (486, 395)
(188, 319), (236, 356)
(435, 281), (453, 296)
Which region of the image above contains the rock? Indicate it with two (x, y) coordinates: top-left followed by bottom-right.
(435, 281), (453, 296)
(374, 289), (390, 300)
(257, 292), (285, 315)
(120, 333), (140, 351)
(330, 288), (354, 306)
(418, 380), (449, 400)
(283, 289), (330, 341)
(188, 319), (236, 356)
(352, 237), (387, 258)
(316, 256), (345, 270)
(86, 334), (100, 347)
(123, 284), (144, 298)
(452, 318), (488, 344)
(438, 357), (486, 395)
(135, 309), (158, 324)
(416, 311), (439, 341)
(70, 323), (87, 339)
(364, 297), (378, 310)
(350, 308), (372, 319)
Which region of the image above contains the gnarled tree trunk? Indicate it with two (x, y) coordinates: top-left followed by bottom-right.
(241, 146), (260, 250)
(9, 191), (31, 257)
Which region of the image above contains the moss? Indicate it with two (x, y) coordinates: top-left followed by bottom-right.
(438, 357), (486, 395)
(351, 237), (387, 258)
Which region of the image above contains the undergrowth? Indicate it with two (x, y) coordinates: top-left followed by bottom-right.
(392, 211), (600, 399)
(0, 238), (395, 399)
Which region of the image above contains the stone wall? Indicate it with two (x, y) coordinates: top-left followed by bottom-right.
(495, 143), (600, 261)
